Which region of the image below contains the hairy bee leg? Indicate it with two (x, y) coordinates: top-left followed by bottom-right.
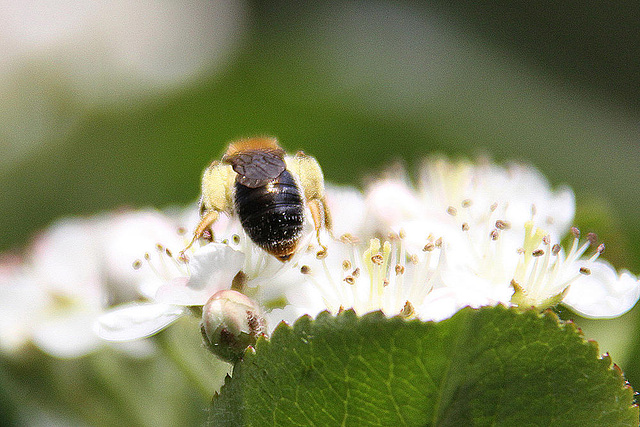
(308, 198), (329, 256)
(320, 195), (334, 238)
(181, 210), (219, 254)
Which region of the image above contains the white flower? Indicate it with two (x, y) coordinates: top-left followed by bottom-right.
(0, 209), (185, 358)
(96, 211), (312, 341)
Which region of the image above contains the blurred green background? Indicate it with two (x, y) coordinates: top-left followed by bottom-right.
(2, 1), (639, 424)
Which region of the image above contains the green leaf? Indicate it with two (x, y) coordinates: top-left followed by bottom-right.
(210, 306), (638, 426)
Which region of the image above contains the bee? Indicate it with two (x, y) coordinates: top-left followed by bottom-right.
(185, 137), (331, 261)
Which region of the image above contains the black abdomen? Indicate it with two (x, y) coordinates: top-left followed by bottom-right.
(234, 169), (305, 258)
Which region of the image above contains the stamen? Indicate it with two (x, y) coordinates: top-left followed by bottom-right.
(532, 249), (544, 257)
(552, 244), (561, 255)
(490, 230), (499, 241)
(571, 227), (580, 239)
(395, 264), (405, 275)
(342, 260), (352, 271)
(132, 260), (142, 270)
(301, 265), (311, 274)
(400, 301), (415, 318)
(447, 206), (457, 216)
(423, 243), (435, 252)
(495, 220), (510, 230)
(461, 223), (470, 231)
(579, 267), (591, 275)
(371, 254), (384, 265)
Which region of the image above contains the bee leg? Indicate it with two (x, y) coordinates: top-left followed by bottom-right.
(308, 198), (330, 257)
(321, 195), (334, 238)
(181, 210), (219, 255)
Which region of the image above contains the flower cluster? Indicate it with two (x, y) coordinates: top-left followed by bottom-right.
(94, 157), (640, 354)
(293, 158), (640, 322)
(3, 157), (639, 360)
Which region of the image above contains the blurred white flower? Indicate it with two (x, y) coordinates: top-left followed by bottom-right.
(0, 0), (247, 170)
(0, 208), (187, 358)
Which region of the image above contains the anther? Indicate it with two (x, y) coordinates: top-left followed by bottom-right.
(344, 276), (355, 285)
(447, 206), (457, 216)
(542, 235), (550, 245)
(316, 249), (328, 259)
(144, 252), (151, 261)
(155, 243), (164, 252)
(552, 244), (561, 255)
(177, 227), (187, 235)
(587, 233), (598, 246)
(371, 254), (384, 265)
(532, 249), (544, 257)
(165, 248), (173, 258)
(597, 243), (605, 254)
(409, 255), (419, 265)
(461, 199), (473, 208)
(579, 267), (591, 275)
(495, 220), (511, 230)
(398, 229), (406, 239)
(177, 253), (189, 263)
(132, 260), (142, 270)
(383, 278), (389, 287)
(202, 229), (213, 242)
(461, 223), (470, 231)
(342, 260), (352, 271)
(400, 301), (415, 318)
(233, 234), (240, 245)
(340, 233), (360, 244)
(423, 243), (435, 252)
(490, 230), (499, 241)
(490, 202), (498, 212)
(516, 248), (525, 255)
(352, 267), (360, 277)
(300, 265), (311, 274)
(395, 264), (405, 275)
(435, 237), (443, 248)
(570, 227), (580, 239)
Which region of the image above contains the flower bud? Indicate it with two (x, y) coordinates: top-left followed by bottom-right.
(201, 290), (267, 363)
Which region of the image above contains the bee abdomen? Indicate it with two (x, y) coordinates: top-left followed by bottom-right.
(234, 170), (305, 257)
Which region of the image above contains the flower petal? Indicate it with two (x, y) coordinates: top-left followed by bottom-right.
(563, 261), (640, 318)
(32, 311), (102, 358)
(95, 303), (187, 341)
(155, 243), (244, 306)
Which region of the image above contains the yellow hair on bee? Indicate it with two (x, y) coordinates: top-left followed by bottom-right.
(223, 137), (284, 159)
